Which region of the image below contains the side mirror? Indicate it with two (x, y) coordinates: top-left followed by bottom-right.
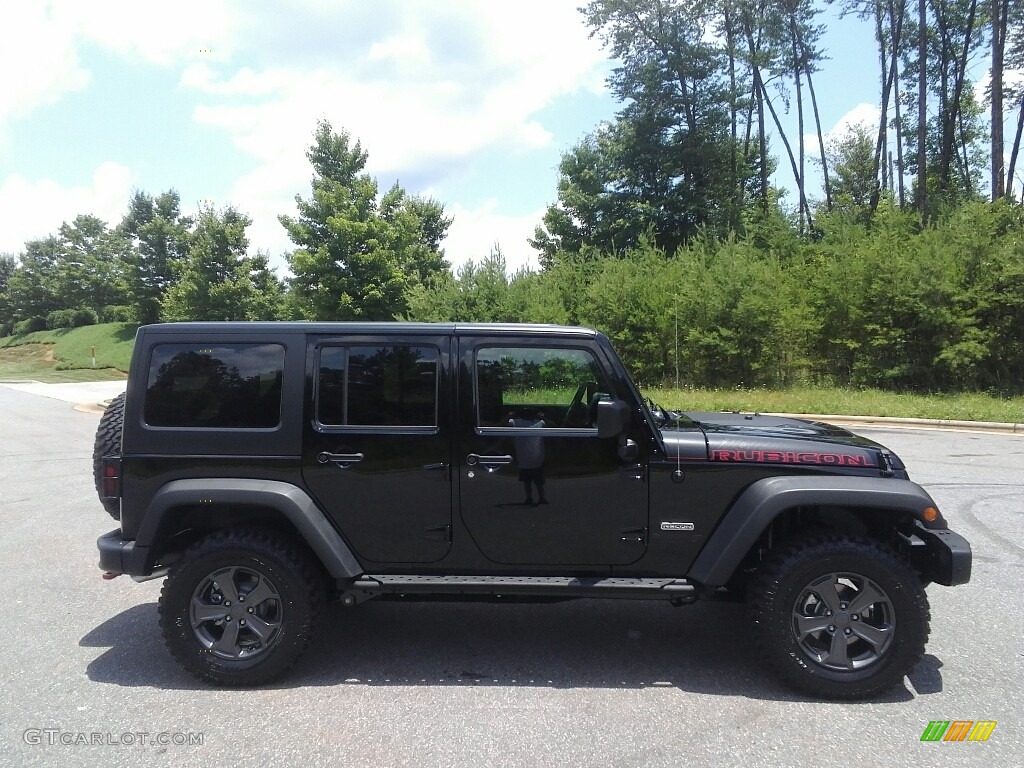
(596, 398), (630, 439)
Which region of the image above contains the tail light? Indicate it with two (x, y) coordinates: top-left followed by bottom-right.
(101, 456), (121, 499)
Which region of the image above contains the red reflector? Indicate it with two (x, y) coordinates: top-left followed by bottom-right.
(103, 479), (118, 496)
(104, 465), (117, 478)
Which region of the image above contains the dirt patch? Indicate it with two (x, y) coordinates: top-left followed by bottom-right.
(0, 343), (61, 381)
(0, 343), (55, 364)
(74, 403), (108, 415)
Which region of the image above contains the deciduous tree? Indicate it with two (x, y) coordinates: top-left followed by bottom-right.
(281, 121), (451, 320)
(118, 190), (192, 324)
(161, 206), (270, 322)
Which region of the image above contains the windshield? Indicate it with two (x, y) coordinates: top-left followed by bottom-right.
(598, 337), (696, 429)
(640, 392), (695, 428)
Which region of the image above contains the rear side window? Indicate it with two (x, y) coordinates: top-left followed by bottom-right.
(318, 345), (437, 427)
(144, 343), (285, 428)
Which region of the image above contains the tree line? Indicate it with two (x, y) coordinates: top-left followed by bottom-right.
(2, 1), (1023, 394)
(412, 200), (1024, 394)
(532, 0), (1024, 260)
(0, 122), (450, 335)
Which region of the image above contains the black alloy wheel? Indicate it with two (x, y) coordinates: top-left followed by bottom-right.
(159, 529), (325, 686)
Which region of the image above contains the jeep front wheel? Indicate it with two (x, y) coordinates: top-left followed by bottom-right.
(749, 534), (930, 700)
(158, 529), (325, 686)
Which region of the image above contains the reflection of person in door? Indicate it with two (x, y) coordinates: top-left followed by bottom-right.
(509, 413), (547, 506)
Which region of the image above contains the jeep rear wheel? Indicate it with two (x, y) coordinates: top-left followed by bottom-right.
(92, 391), (125, 520)
(158, 529), (325, 686)
(749, 534), (930, 700)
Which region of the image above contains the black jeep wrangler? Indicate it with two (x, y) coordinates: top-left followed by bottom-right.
(94, 322), (971, 698)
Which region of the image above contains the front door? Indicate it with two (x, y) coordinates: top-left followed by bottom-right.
(458, 337), (648, 567)
(303, 335), (452, 564)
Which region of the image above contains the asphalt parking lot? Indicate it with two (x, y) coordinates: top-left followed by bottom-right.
(0, 384), (1021, 768)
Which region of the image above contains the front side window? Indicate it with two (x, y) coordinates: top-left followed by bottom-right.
(144, 343), (284, 428)
(475, 346), (610, 428)
(318, 345), (438, 427)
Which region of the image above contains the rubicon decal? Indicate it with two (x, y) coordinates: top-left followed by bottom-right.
(920, 721), (997, 742)
(710, 449), (876, 468)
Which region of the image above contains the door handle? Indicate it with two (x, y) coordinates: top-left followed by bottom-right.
(620, 463), (645, 481)
(466, 453), (513, 472)
(317, 452), (364, 468)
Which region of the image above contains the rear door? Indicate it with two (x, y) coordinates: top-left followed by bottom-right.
(457, 336), (648, 566)
(302, 333), (452, 564)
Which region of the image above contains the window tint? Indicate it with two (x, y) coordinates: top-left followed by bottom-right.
(145, 343), (284, 428)
(475, 347), (610, 428)
(318, 346), (437, 427)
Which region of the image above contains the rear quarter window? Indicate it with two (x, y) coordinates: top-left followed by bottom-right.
(317, 345), (438, 428)
(144, 343), (285, 428)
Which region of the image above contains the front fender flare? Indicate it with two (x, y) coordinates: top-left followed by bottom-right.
(135, 478), (363, 579)
(687, 476), (942, 588)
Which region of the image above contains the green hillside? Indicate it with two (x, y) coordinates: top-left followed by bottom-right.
(0, 323), (135, 382)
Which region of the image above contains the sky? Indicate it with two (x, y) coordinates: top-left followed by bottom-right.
(0, 1), (1014, 277)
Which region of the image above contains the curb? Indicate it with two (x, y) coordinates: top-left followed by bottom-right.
(766, 412), (1024, 434)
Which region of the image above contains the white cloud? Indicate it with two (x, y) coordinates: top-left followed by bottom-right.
(368, 33), (433, 71)
(808, 103), (881, 150)
(51, 0), (238, 67)
(0, 0), (238, 142)
(442, 201), (545, 274)
(227, 162), (302, 272)
(0, 163), (133, 254)
(1, 1), (608, 274)
(0, 3), (90, 144)
(973, 63), (1024, 106)
(176, 1), (608, 271)
(183, 2), (609, 176)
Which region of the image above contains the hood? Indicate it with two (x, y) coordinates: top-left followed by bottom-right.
(684, 411), (869, 442)
(659, 411), (903, 473)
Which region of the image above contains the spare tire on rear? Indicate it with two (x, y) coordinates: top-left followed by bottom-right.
(93, 391), (125, 520)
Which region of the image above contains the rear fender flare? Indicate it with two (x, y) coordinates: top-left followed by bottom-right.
(135, 478), (363, 579)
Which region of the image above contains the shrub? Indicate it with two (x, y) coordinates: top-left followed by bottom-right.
(46, 309), (78, 329)
(46, 308), (99, 329)
(15, 316), (47, 334)
(71, 308), (98, 327)
(99, 305), (135, 323)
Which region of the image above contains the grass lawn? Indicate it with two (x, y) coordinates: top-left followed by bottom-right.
(0, 323), (133, 383)
(646, 386), (1024, 424)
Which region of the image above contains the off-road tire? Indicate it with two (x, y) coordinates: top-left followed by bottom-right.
(749, 533), (930, 700)
(158, 528), (326, 686)
(92, 391), (125, 520)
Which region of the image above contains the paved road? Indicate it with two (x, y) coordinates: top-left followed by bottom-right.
(0, 386), (1021, 768)
(0, 380), (126, 407)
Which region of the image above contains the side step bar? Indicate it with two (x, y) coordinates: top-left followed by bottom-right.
(345, 575), (697, 603)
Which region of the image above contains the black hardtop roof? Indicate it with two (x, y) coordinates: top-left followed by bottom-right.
(139, 321), (601, 339)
